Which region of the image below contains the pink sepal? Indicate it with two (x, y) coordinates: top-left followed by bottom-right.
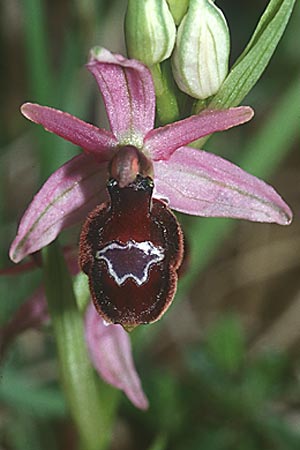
(10, 154), (108, 263)
(85, 303), (149, 410)
(153, 146), (292, 224)
(21, 103), (117, 157)
(87, 47), (155, 142)
(145, 107), (254, 160)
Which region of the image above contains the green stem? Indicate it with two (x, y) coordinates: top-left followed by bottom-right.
(43, 241), (117, 450)
(150, 63), (180, 125)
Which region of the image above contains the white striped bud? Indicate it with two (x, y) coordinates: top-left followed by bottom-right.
(125, 0), (176, 66)
(172, 0), (230, 99)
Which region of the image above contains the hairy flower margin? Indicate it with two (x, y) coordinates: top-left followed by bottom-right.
(5, 47), (292, 410)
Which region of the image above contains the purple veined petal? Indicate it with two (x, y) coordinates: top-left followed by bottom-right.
(0, 288), (49, 357)
(87, 47), (155, 144)
(10, 154), (109, 263)
(153, 146), (292, 225)
(85, 302), (149, 410)
(21, 103), (118, 158)
(145, 106), (254, 160)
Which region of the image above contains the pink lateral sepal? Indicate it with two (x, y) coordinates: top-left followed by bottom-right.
(153, 146), (292, 224)
(10, 154), (109, 263)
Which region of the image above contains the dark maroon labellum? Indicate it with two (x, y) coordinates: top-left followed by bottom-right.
(79, 175), (184, 330)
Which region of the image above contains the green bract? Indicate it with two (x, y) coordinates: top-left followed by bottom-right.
(125, 0), (176, 66)
(193, 0), (296, 140)
(172, 0), (230, 100)
(206, 0), (297, 110)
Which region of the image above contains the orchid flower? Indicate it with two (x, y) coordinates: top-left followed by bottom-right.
(10, 47), (292, 328)
(5, 46), (292, 409)
(10, 47), (292, 266)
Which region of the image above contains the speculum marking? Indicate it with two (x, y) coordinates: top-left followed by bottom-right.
(95, 240), (164, 286)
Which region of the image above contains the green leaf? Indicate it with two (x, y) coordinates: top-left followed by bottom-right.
(43, 241), (118, 450)
(203, 0), (296, 110)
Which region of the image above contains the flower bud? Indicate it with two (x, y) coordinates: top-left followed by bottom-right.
(172, 0), (230, 99)
(125, 0), (176, 66)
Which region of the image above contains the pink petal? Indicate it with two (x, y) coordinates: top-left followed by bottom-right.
(10, 154), (109, 263)
(21, 103), (118, 158)
(87, 47), (155, 143)
(145, 107), (254, 160)
(85, 302), (149, 410)
(153, 146), (292, 225)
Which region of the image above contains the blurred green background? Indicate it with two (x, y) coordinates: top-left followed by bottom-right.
(1, 1), (300, 449)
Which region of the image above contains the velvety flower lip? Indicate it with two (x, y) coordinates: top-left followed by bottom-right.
(10, 47), (292, 263)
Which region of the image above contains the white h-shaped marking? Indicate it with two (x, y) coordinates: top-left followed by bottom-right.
(95, 240), (164, 286)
